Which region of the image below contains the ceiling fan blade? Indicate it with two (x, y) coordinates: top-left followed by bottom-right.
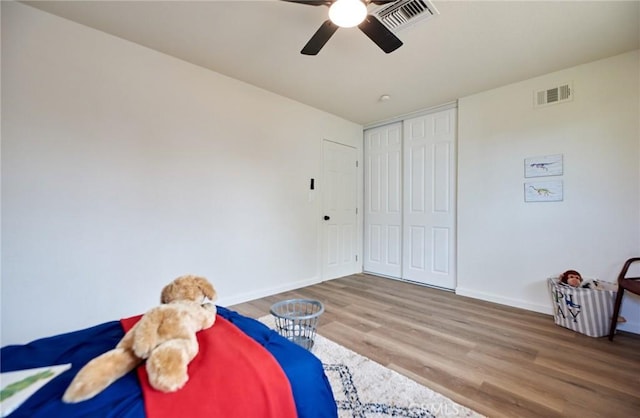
(281, 0), (333, 6)
(301, 20), (339, 55)
(358, 15), (403, 53)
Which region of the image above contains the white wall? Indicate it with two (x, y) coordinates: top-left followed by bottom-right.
(3, 2), (638, 346)
(457, 51), (640, 334)
(1, 2), (362, 345)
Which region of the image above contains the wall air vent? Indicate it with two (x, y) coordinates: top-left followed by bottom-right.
(372, 0), (439, 32)
(535, 83), (573, 108)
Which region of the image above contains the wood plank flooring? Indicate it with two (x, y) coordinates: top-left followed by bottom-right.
(230, 273), (640, 418)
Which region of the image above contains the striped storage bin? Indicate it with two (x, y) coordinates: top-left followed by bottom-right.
(547, 277), (617, 337)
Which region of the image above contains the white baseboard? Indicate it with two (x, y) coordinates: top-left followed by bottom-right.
(218, 277), (640, 336)
(455, 287), (640, 335)
(616, 318), (640, 335)
(217, 275), (323, 308)
(455, 287), (552, 315)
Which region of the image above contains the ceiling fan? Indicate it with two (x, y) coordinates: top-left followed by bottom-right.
(282, 0), (402, 55)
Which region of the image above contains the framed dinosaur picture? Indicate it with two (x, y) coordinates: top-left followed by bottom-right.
(524, 180), (563, 202)
(524, 154), (563, 178)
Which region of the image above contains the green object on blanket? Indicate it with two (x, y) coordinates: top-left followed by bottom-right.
(0, 370), (54, 401)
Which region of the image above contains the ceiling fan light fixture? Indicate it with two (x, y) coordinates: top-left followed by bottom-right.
(329, 0), (367, 28)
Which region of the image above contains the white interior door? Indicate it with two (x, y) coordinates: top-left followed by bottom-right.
(363, 123), (403, 278)
(322, 140), (358, 280)
(402, 109), (457, 289)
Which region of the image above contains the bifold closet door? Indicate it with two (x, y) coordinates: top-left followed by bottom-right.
(402, 109), (457, 289)
(363, 123), (402, 278)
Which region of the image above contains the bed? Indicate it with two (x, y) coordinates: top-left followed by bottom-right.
(1, 306), (337, 418)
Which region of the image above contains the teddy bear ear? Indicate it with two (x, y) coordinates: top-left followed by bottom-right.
(160, 282), (175, 303)
(195, 277), (217, 301)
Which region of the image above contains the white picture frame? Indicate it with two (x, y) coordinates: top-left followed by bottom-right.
(525, 154), (563, 178)
(525, 180), (563, 202)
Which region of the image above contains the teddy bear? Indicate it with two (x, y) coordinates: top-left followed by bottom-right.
(62, 274), (217, 403)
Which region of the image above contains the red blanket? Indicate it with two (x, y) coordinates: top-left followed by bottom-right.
(121, 314), (297, 418)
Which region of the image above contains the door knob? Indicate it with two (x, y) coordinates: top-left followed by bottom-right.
(323, 215), (330, 221)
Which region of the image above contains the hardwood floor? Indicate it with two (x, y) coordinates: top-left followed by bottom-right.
(230, 273), (640, 418)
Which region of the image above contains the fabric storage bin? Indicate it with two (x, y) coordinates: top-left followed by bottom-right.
(547, 277), (617, 337)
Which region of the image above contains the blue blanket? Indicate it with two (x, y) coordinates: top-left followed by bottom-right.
(1, 306), (337, 418)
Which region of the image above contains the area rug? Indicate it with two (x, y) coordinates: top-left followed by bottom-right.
(259, 316), (483, 418)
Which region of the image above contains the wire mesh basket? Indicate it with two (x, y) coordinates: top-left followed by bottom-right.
(270, 299), (324, 350)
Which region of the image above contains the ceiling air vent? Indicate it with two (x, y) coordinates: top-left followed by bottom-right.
(372, 0), (439, 32)
(535, 83), (573, 108)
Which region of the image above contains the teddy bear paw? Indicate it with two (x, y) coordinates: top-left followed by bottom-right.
(146, 344), (190, 392)
(132, 338), (156, 359)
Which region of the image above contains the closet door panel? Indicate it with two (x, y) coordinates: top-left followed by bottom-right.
(402, 109), (457, 289)
(364, 123), (402, 278)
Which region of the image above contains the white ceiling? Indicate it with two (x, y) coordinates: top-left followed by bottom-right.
(21, 0), (640, 126)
